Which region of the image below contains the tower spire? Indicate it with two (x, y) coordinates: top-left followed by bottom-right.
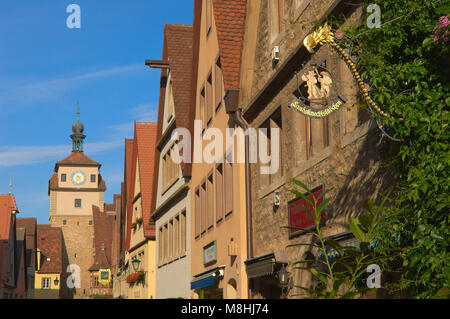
(9, 177), (12, 194)
(71, 102), (86, 152)
(76, 101), (80, 123)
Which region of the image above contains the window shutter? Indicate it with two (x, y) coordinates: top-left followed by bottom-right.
(207, 174), (214, 229)
(206, 72), (213, 124)
(215, 164), (224, 222)
(181, 211), (186, 253)
(215, 59), (223, 110)
(225, 162), (233, 215)
(195, 188), (200, 238)
(200, 86), (206, 128)
(201, 182), (207, 233)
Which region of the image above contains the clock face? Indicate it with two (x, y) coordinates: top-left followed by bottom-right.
(71, 171), (86, 186)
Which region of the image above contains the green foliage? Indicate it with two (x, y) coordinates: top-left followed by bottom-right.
(340, 0), (450, 298)
(287, 180), (396, 299)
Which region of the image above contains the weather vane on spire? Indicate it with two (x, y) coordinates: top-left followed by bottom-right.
(9, 177), (12, 194)
(76, 101), (80, 123)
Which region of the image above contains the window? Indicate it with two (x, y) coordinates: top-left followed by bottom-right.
(259, 107), (283, 185)
(206, 71), (213, 125)
(269, 0), (284, 43)
(293, 85), (330, 160)
(215, 164), (224, 222)
(89, 220), (93, 226)
(63, 220), (67, 226)
(74, 199), (82, 208)
(169, 219), (173, 259)
(200, 85), (206, 129)
(224, 161), (233, 216)
(162, 144), (179, 191)
(91, 174), (96, 183)
(163, 224), (168, 262)
(206, 0), (212, 37)
(306, 116), (329, 159)
(207, 173), (214, 229)
(42, 277), (51, 289)
(138, 251), (145, 270)
(174, 215), (180, 256)
(167, 79), (174, 122)
(159, 227), (163, 264)
(215, 57), (223, 111)
(181, 211), (186, 254)
(195, 188), (201, 239)
(93, 275), (99, 288)
(201, 181), (207, 234)
(61, 174), (66, 182)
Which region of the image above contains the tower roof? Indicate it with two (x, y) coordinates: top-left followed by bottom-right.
(70, 104), (86, 152)
(55, 151), (101, 168)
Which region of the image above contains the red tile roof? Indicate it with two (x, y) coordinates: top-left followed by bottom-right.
(55, 151), (101, 170)
(135, 123), (158, 239)
(0, 194), (18, 241)
(124, 139), (135, 251)
(16, 218), (37, 268)
(37, 225), (62, 274)
(212, 0), (247, 90)
(125, 124), (157, 250)
(155, 24), (195, 181)
(89, 206), (113, 271)
(165, 24), (194, 134)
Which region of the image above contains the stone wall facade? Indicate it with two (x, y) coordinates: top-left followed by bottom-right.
(50, 215), (95, 299)
(240, 0), (395, 298)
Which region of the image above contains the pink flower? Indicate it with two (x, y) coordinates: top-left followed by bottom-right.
(335, 30), (343, 40)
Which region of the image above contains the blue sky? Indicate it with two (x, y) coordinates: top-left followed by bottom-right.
(0, 1), (193, 224)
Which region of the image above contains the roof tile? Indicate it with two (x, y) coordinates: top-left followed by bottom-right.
(36, 225), (62, 274)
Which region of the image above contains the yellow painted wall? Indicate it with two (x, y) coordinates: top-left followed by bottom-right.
(146, 240), (156, 299)
(34, 273), (61, 290)
(126, 240), (156, 299)
(189, 1), (248, 299)
(58, 166), (100, 189)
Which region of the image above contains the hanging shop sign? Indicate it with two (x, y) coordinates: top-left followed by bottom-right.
(291, 22), (402, 142)
(99, 269), (111, 286)
(289, 62), (346, 118)
(300, 23), (389, 119)
(288, 186), (324, 239)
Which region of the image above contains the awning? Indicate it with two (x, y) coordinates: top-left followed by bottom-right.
(190, 267), (224, 290)
(244, 251), (288, 279)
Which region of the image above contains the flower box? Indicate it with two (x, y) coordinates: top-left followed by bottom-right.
(125, 271), (145, 286)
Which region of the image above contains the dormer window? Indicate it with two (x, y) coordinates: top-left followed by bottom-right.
(167, 80), (174, 122)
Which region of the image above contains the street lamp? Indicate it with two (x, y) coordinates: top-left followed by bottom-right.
(54, 277), (59, 286)
(131, 259), (141, 272)
(278, 264), (290, 287)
